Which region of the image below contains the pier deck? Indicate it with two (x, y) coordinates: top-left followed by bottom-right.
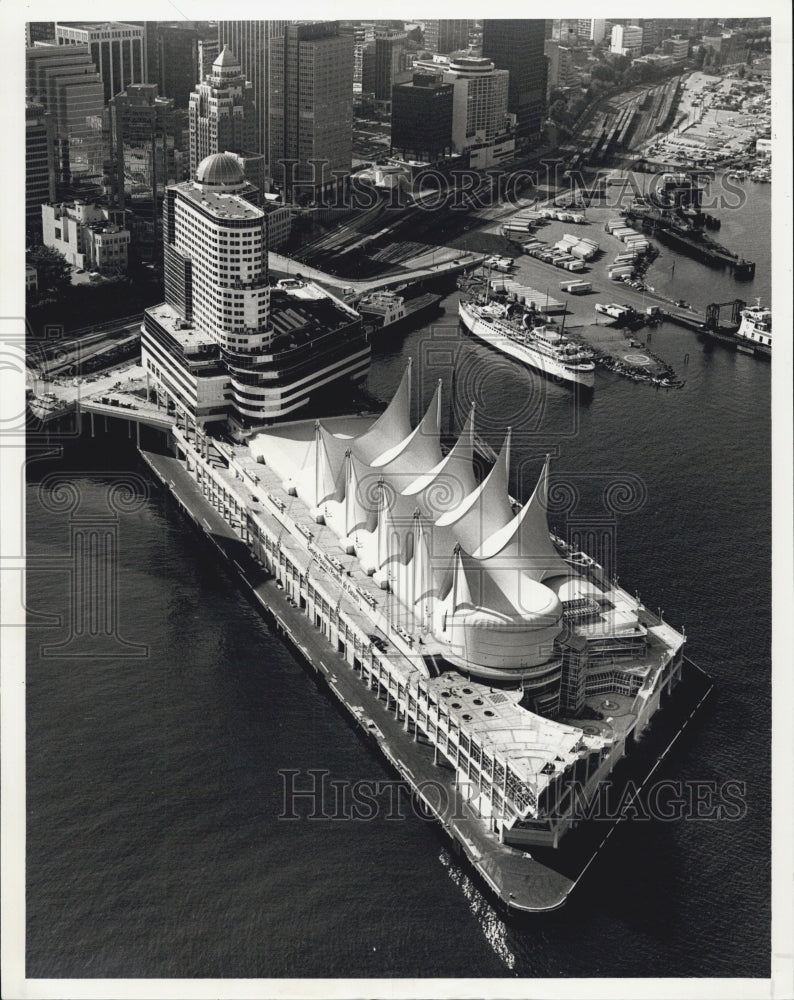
(137, 438), (713, 914)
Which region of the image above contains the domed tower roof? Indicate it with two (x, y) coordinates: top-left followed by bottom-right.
(195, 153), (246, 190)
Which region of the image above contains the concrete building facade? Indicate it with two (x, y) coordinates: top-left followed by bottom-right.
(610, 24), (643, 59)
(443, 57), (514, 169)
(544, 41), (577, 96)
(42, 201), (130, 272)
(662, 36), (690, 64)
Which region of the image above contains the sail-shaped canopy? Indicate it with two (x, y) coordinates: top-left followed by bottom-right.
(474, 456), (571, 583)
(435, 428), (515, 553)
(353, 361), (413, 465)
(403, 402), (478, 520)
(292, 422), (345, 508)
(370, 380), (443, 482)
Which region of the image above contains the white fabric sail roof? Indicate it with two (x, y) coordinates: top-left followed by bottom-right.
(403, 402), (478, 516)
(369, 380), (443, 479)
(353, 362), (413, 465)
(474, 455), (572, 583)
(435, 429), (515, 552)
(260, 364), (576, 625)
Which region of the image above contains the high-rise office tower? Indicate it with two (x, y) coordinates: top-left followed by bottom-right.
(390, 72), (454, 163)
(26, 102), (57, 241)
(576, 19), (607, 45)
(26, 44), (106, 192)
(155, 25), (200, 106)
(269, 21), (354, 200)
(55, 22), (145, 102)
(544, 41), (577, 96)
(188, 46), (255, 180)
(109, 83), (185, 254)
(638, 19), (663, 53)
(218, 21), (289, 160)
(423, 20), (469, 54)
(443, 56), (512, 168)
(361, 28), (410, 102)
(481, 19), (547, 145)
(373, 28), (410, 102)
(610, 24), (643, 58)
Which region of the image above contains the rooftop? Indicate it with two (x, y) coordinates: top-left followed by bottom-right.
(176, 180), (263, 221)
(144, 303), (218, 352)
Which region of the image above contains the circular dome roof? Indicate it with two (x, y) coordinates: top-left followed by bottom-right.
(195, 153), (245, 188)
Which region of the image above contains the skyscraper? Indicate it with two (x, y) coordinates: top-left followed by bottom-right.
(26, 44), (106, 192)
(368, 28), (409, 103)
(109, 83), (184, 255)
(155, 25), (200, 107)
(188, 46), (255, 180)
(481, 19), (547, 145)
(26, 102), (57, 241)
(610, 24), (643, 59)
(54, 22), (145, 103)
(218, 21), (288, 160)
(443, 56), (513, 169)
(423, 20), (469, 55)
(269, 22), (354, 200)
(198, 38), (220, 81)
(26, 22), (55, 46)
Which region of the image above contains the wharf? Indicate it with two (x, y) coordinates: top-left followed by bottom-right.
(135, 434), (713, 914)
(625, 210), (756, 278)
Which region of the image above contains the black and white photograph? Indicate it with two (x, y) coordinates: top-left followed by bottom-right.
(2, 3), (791, 997)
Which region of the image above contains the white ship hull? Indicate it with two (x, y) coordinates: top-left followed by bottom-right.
(458, 300), (595, 387)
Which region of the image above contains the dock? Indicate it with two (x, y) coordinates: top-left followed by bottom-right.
(130, 424), (712, 914)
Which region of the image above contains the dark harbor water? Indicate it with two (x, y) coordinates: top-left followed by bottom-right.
(26, 182), (771, 979)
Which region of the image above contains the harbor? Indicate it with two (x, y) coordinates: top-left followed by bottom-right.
(19, 21), (776, 979)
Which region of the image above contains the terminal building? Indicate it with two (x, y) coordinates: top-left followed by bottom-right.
(141, 152), (369, 429)
(201, 365), (686, 845)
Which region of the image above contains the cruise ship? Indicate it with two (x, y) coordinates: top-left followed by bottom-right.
(458, 298), (596, 387)
(735, 301), (771, 357)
